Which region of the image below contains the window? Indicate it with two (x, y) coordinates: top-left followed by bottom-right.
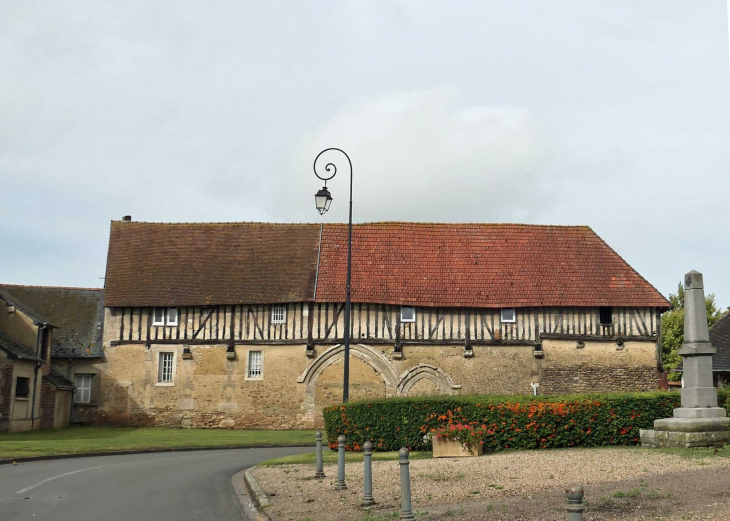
(599, 307), (613, 325)
(153, 307), (178, 326)
(15, 377), (30, 398)
(501, 308), (516, 323)
(158, 352), (175, 383)
(248, 350), (262, 379)
(75, 374), (93, 404)
(271, 304), (286, 324)
(400, 306), (416, 323)
(166, 307), (178, 326)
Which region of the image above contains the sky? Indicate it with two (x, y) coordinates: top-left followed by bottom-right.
(1, 1), (729, 308)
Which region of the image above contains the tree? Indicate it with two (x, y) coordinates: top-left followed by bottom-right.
(661, 282), (723, 380)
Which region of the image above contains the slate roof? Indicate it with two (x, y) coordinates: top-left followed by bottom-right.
(0, 330), (42, 361)
(0, 288), (54, 326)
(676, 313), (730, 373)
(316, 223), (670, 308)
(44, 369), (76, 390)
(104, 221), (322, 307)
(710, 314), (730, 371)
(0, 285), (104, 358)
(102, 221), (669, 309)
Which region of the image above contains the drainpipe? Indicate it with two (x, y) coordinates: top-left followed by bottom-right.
(530, 382), (539, 396)
(30, 324), (47, 429)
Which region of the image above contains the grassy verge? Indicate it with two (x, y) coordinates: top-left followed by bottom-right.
(0, 426), (321, 460)
(259, 450), (431, 466)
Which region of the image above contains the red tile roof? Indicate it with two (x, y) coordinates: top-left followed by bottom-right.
(104, 221), (321, 307)
(102, 221), (669, 309)
(315, 223), (670, 308)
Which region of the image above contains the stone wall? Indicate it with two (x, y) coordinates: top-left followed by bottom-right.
(540, 339), (661, 394)
(81, 335), (660, 429)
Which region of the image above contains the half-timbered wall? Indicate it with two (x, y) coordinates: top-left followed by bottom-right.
(108, 304), (660, 345)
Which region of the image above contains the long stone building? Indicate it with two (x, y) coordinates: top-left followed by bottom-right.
(78, 219), (671, 429)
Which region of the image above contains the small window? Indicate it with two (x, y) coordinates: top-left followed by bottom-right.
(501, 308), (516, 323)
(166, 308), (178, 326)
(15, 377), (30, 398)
(400, 306), (416, 323)
(158, 352), (175, 383)
(599, 307), (613, 325)
(153, 307), (177, 326)
(75, 374), (93, 404)
(271, 304), (286, 324)
(248, 350), (262, 379)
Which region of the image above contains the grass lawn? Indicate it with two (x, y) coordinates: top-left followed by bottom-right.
(0, 426), (322, 460)
(259, 450), (432, 466)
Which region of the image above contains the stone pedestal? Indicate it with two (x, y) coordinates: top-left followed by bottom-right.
(640, 271), (730, 448)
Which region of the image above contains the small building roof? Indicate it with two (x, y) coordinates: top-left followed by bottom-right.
(0, 330), (42, 361)
(710, 313), (730, 371)
(0, 285), (104, 358)
(43, 369), (76, 391)
(0, 288), (55, 327)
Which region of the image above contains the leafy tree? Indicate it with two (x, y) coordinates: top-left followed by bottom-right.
(661, 283), (723, 380)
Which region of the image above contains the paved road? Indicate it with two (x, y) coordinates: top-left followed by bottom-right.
(0, 447), (310, 521)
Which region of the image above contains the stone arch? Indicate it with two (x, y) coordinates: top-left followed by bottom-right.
(298, 344), (399, 424)
(397, 364), (457, 396)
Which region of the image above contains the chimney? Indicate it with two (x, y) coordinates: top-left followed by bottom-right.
(122, 215), (132, 222)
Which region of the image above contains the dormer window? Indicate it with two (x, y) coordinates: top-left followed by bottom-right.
(400, 306), (416, 323)
(153, 307), (178, 326)
(500, 308), (516, 323)
(271, 304), (286, 324)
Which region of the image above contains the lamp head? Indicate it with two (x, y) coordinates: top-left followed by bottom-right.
(315, 186), (333, 215)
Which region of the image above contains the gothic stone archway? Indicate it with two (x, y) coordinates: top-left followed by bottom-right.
(397, 363), (457, 396)
(298, 344), (398, 425)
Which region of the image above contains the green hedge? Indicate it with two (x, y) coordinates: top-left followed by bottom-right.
(323, 389), (730, 452)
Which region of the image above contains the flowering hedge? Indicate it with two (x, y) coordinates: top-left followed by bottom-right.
(323, 389), (730, 452)
(427, 423), (487, 449)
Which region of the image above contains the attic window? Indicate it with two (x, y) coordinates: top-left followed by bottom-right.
(271, 304), (286, 324)
(153, 308), (178, 326)
(501, 308), (516, 323)
(400, 306), (416, 323)
(599, 307), (613, 325)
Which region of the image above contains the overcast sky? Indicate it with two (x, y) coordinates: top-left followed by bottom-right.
(1, 1), (729, 308)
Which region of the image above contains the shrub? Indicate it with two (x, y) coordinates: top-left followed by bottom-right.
(324, 389), (730, 452)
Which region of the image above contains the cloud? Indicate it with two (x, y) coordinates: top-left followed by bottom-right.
(287, 87), (548, 224)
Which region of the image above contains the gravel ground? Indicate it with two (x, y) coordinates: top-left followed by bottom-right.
(253, 447), (730, 520)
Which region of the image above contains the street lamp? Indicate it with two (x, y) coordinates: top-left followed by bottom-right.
(313, 148), (353, 403)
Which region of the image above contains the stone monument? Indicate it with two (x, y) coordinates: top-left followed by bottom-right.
(640, 270), (730, 448)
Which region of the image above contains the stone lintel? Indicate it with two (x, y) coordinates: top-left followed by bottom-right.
(673, 407), (727, 419)
(640, 428), (729, 448)
(654, 417), (730, 433)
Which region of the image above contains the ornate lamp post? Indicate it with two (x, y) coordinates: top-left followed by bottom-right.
(313, 148), (353, 403)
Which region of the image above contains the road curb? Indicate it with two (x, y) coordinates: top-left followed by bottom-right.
(243, 465), (271, 514)
(0, 444), (311, 466)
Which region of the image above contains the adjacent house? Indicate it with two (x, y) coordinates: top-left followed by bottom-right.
(90, 219), (670, 429)
(0, 288), (63, 432)
(0, 285), (105, 424)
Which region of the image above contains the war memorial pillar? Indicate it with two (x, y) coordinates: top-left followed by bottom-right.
(640, 271), (730, 448)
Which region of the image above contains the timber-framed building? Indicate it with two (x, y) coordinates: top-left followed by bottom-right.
(89, 219), (670, 428)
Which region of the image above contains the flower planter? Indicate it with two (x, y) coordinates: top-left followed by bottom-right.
(432, 437), (483, 458)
